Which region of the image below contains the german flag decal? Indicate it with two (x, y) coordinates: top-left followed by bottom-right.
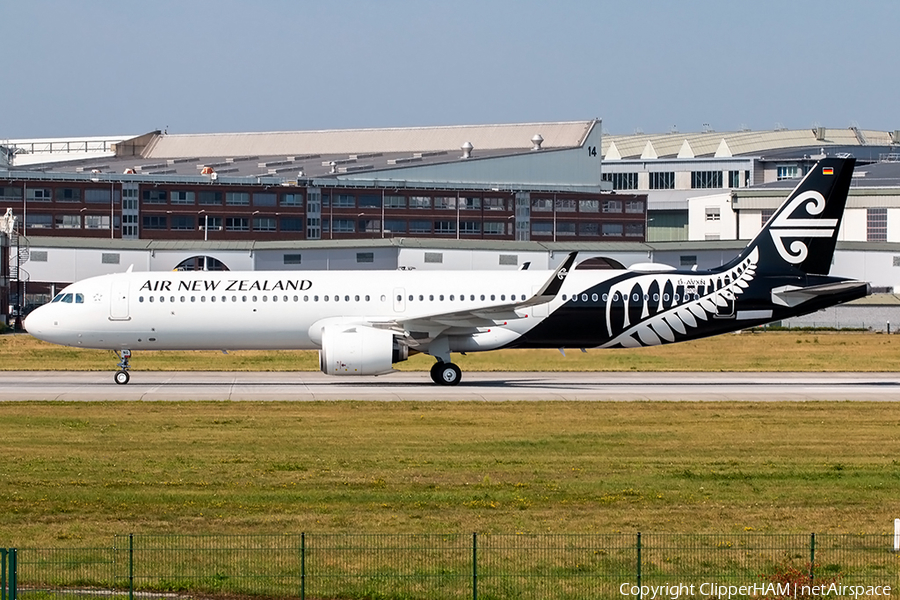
(823, 167), (834, 175)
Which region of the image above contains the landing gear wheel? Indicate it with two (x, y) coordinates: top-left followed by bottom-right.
(432, 362), (462, 386)
(114, 370), (130, 385)
(430, 361), (443, 384)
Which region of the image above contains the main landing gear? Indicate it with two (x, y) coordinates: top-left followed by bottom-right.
(114, 349), (131, 385)
(430, 360), (462, 386)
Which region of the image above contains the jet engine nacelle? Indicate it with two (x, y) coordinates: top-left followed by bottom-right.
(319, 324), (408, 376)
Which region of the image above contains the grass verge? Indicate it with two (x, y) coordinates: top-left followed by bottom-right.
(1, 401), (898, 547)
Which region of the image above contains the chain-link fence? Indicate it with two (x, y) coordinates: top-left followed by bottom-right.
(4, 533), (898, 600)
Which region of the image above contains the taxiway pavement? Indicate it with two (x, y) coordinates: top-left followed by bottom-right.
(0, 371), (898, 401)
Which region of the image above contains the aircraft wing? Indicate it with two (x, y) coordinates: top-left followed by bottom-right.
(368, 252), (577, 335)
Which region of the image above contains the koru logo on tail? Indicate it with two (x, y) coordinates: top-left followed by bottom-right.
(768, 190), (838, 264)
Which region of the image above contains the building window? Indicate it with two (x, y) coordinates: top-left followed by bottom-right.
(483, 222), (505, 235)
(777, 165), (802, 180)
(649, 172), (675, 190)
(705, 207), (721, 221)
(225, 217), (249, 231)
(625, 223), (644, 237)
(280, 193), (303, 207)
(761, 208), (775, 225)
(199, 191), (222, 205)
(253, 217), (277, 232)
(85, 215), (113, 229)
(101, 253), (120, 264)
(279, 217), (303, 231)
(409, 196), (432, 209)
(171, 216), (195, 230)
(556, 222), (576, 236)
(424, 252), (443, 264)
(335, 194), (355, 207)
(384, 195), (406, 209)
(433, 221), (456, 234)
(601, 223), (623, 237)
(30, 250), (48, 262)
(56, 188), (82, 202)
(680, 255), (697, 267)
(728, 170), (742, 188)
(484, 197), (506, 211)
(691, 171), (723, 189)
(625, 200), (644, 214)
(459, 197), (481, 210)
(0, 186), (23, 200)
(499, 254), (517, 266)
(601, 172), (638, 190)
(409, 220), (431, 233)
(171, 191), (195, 205)
(357, 252), (375, 263)
(579, 200), (599, 213)
(284, 254), (302, 265)
(578, 222), (599, 236)
(532, 198), (552, 212)
(358, 219), (381, 233)
(25, 214), (52, 228)
(459, 221), (480, 234)
(142, 189), (167, 203)
(85, 189), (112, 203)
(55, 215), (81, 228)
(434, 196), (456, 210)
(531, 222), (552, 235)
(332, 219), (355, 233)
(867, 208), (887, 242)
(359, 194), (381, 208)
(226, 192), (250, 206)
(602, 200), (622, 213)
(556, 199), (577, 212)
(26, 188), (52, 201)
(142, 215), (167, 230)
(384, 219), (406, 234)
(253, 192), (277, 207)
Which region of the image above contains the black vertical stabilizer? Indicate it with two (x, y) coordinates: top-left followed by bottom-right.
(723, 157), (855, 276)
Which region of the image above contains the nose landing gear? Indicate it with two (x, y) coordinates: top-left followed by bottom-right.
(114, 349), (132, 385)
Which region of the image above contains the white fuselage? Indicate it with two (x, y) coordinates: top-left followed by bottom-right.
(24, 267), (611, 352)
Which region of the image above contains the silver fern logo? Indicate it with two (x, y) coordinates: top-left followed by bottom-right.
(600, 247), (758, 348)
(768, 190), (838, 264)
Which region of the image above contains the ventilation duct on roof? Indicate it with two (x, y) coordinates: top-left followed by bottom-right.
(814, 126), (826, 141)
(461, 141), (473, 159)
(892, 130), (900, 144)
(531, 134), (543, 150)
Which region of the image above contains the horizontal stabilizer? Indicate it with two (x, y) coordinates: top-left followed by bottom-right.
(771, 280), (870, 307)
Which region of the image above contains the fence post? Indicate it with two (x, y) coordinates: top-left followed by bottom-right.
(637, 533), (642, 600)
(300, 532), (305, 600)
(809, 533), (815, 581)
(1, 548), (6, 600)
(8, 549), (14, 600)
(472, 533), (478, 600)
(129, 533), (134, 600)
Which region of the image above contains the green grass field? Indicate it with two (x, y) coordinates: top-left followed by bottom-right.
(1, 330), (899, 372)
(1, 331), (899, 549)
(1, 401), (899, 548)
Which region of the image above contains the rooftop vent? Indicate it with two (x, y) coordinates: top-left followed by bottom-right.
(814, 126), (826, 141)
(892, 130), (900, 144)
(531, 134), (543, 151)
(461, 141), (473, 159)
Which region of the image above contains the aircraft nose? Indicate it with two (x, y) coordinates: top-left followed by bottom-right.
(23, 305), (51, 338)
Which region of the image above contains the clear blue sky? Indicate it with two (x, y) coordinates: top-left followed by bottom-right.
(4, 0), (898, 138)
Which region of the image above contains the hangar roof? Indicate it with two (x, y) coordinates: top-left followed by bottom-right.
(602, 127), (896, 160)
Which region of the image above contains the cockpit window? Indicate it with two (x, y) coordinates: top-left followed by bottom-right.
(75, 293), (84, 304)
(52, 293), (64, 303)
(62, 293), (73, 303)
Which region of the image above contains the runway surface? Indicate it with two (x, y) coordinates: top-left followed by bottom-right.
(1, 371), (899, 401)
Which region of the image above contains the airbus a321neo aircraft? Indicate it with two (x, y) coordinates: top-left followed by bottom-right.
(25, 157), (868, 386)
